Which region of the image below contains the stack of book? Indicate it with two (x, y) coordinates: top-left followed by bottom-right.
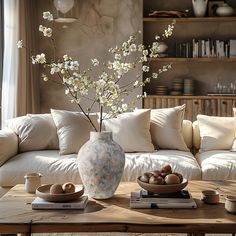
(32, 196), (88, 210)
(176, 39), (236, 58)
(130, 189), (197, 209)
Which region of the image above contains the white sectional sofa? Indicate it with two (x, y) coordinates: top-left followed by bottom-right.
(0, 107), (235, 197)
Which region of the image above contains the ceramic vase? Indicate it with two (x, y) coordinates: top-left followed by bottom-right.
(192, 0), (208, 17)
(216, 3), (234, 17)
(77, 131), (125, 199)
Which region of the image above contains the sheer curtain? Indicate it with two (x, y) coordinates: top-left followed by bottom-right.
(1, 0), (39, 128)
(1, 0), (19, 127)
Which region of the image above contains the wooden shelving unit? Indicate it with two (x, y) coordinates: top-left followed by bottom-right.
(143, 1), (236, 120)
(143, 17), (236, 23)
(144, 95), (236, 121)
(149, 57), (236, 62)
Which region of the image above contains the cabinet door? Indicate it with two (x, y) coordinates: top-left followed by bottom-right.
(192, 99), (203, 121)
(219, 99), (233, 117)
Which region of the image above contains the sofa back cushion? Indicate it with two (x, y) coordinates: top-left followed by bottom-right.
(150, 105), (189, 151)
(197, 114), (235, 152)
(231, 107), (236, 151)
(7, 114), (59, 152)
(51, 109), (99, 155)
(103, 110), (154, 152)
(182, 120), (193, 149)
(192, 120), (201, 150)
(0, 128), (18, 166)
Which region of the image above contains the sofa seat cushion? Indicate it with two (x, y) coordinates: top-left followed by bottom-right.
(196, 150), (236, 180)
(122, 150), (201, 181)
(0, 150), (81, 187)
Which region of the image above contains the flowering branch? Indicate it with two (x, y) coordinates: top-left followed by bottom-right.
(17, 12), (175, 131)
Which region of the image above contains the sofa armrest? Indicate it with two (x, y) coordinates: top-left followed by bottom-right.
(0, 128), (18, 166)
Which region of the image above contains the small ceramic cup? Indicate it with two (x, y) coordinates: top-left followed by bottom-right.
(201, 190), (220, 204)
(24, 173), (42, 193)
(225, 195), (236, 214)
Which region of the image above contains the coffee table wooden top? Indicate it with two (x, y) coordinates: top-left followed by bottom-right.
(0, 181), (236, 234)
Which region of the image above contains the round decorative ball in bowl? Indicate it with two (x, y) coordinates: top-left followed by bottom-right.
(36, 184), (84, 202)
(137, 176), (188, 194)
(137, 165), (188, 194)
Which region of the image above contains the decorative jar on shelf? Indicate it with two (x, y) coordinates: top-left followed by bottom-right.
(192, 0), (208, 17)
(77, 131), (125, 199)
(156, 42), (168, 54)
(216, 3), (234, 17)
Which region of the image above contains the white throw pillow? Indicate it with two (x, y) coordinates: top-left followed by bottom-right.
(197, 114), (235, 152)
(0, 128), (18, 166)
(7, 114), (59, 152)
(231, 108), (236, 151)
(51, 109), (99, 155)
(103, 110), (154, 152)
(150, 105), (189, 151)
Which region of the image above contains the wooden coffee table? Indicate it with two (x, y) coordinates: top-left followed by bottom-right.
(0, 181), (236, 235)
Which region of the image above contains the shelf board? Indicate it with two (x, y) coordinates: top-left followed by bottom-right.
(149, 57), (236, 62)
(143, 17), (236, 23)
(145, 95), (236, 99)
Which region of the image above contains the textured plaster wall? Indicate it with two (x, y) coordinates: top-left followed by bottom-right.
(37, 0), (143, 113)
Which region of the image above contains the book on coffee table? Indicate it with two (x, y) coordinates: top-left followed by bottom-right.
(140, 189), (193, 203)
(130, 190), (197, 209)
(32, 196), (88, 210)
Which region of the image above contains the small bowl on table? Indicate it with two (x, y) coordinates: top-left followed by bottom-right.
(36, 184), (84, 202)
(137, 176), (188, 194)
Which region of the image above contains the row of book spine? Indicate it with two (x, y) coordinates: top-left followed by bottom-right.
(176, 39), (233, 58)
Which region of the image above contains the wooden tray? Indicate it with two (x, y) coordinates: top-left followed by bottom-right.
(36, 184), (84, 202)
(137, 177), (188, 194)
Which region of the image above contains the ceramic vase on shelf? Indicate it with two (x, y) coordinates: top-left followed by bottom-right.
(216, 3), (234, 17)
(77, 131), (125, 199)
(192, 0), (208, 17)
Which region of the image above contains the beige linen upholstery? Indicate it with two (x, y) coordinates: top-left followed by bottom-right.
(150, 105), (189, 151)
(182, 120), (192, 149)
(0, 150), (81, 186)
(192, 120), (201, 150)
(123, 150), (201, 181)
(7, 114), (59, 152)
(231, 107), (236, 151)
(0, 128), (18, 166)
(196, 150), (236, 180)
(197, 115), (235, 152)
(51, 109), (99, 155)
(0, 149), (201, 187)
(103, 110), (154, 152)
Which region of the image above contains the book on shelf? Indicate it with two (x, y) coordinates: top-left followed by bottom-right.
(130, 190), (197, 209)
(32, 196), (88, 210)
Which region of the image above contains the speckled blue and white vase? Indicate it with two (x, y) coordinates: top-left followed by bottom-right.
(77, 131), (125, 199)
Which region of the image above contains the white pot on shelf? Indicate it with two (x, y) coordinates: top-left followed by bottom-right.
(216, 3), (234, 17)
(156, 42), (168, 54)
(192, 0), (208, 17)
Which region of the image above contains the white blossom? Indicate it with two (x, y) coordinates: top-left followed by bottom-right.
(17, 40), (23, 48)
(39, 25), (52, 37)
(43, 11), (53, 21)
(142, 65), (149, 72)
(41, 74), (49, 81)
(32, 53), (46, 64)
(91, 58), (99, 66)
(152, 73), (158, 79)
(114, 54), (121, 60)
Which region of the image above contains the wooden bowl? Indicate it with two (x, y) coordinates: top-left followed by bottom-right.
(137, 176), (188, 194)
(36, 184), (84, 202)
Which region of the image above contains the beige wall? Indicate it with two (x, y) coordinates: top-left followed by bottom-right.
(36, 0), (143, 113)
